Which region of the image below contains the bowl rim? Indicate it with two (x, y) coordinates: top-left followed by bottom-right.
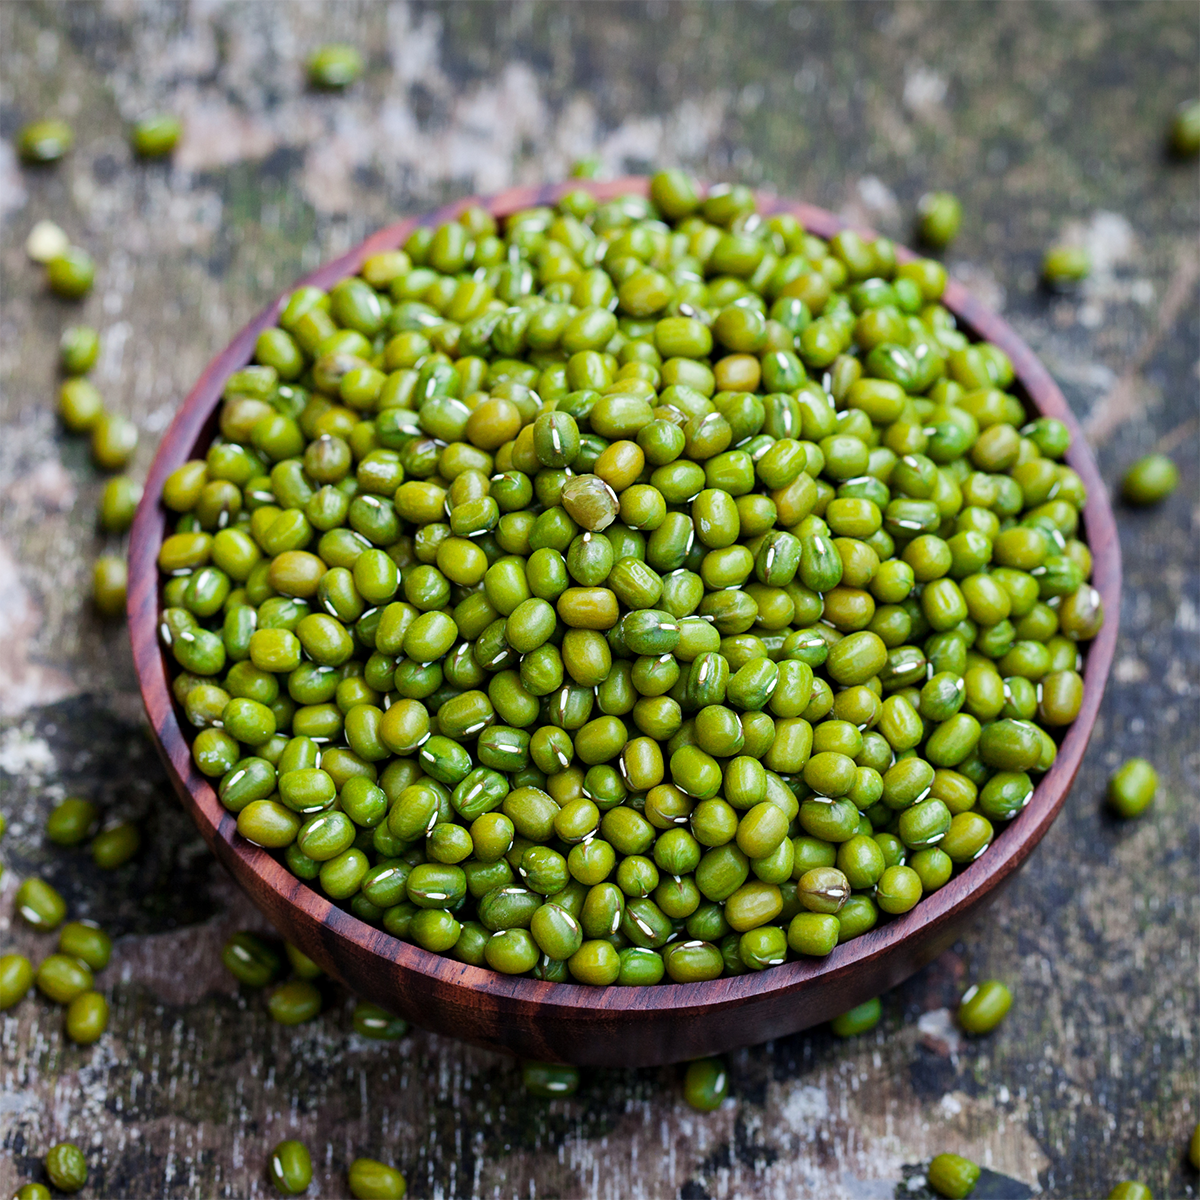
(128, 176), (1120, 1021)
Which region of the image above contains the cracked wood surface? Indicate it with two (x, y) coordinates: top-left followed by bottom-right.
(0, 3), (1196, 1198)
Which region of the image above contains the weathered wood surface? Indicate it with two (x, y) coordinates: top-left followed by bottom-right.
(0, 3), (1196, 1197)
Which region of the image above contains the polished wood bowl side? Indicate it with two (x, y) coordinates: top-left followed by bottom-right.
(128, 179), (1120, 1067)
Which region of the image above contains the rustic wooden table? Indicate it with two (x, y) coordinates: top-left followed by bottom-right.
(1, 3), (1196, 1198)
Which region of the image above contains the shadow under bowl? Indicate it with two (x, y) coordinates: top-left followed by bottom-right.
(128, 178), (1120, 1067)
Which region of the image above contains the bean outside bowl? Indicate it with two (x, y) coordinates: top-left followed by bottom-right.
(128, 178), (1120, 1067)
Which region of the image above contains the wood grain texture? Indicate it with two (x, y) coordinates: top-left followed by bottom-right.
(127, 180), (1121, 1068)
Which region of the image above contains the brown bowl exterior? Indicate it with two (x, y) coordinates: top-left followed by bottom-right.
(128, 178), (1120, 1067)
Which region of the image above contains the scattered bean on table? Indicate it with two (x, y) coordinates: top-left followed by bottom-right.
(44, 1143), (88, 1194)
(916, 191), (962, 249)
(1121, 453), (1178, 506)
(957, 979), (1012, 1034)
(928, 1152), (981, 1199)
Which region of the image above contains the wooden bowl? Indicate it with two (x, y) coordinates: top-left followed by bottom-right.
(128, 178), (1120, 1067)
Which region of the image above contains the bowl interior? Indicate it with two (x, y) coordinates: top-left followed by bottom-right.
(128, 178), (1120, 1065)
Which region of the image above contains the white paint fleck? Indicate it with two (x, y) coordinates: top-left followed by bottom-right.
(951, 262), (1006, 314)
(0, 725), (57, 777)
(25, 219), (71, 262)
(1175, 595), (1198, 632)
(35, 28), (60, 69)
(1080, 211), (1137, 275)
(1166, 658), (1193, 696)
(1053, 210), (1139, 319)
(4, 460), (77, 514)
(1114, 656), (1149, 683)
(0, 541), (79, 716)
(0, 140), (28, 218)
(903, 67), (948, 115)
(172, 95), (282, 172)
(918, 1007), (964, 1057)
(388, 3), (443, 84)
(97, 320), (133, 379)
(144, 404), (178, 434)
(782, 1085), (830, 1129)
(1050, 358), (1117, 395)
(856, 176), (900, 223)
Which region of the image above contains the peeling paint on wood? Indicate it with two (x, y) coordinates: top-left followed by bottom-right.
(0, 2), (1196, 1197)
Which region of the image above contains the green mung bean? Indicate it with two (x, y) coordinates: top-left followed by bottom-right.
(15, 877), (67, 931)
(47, 247), (95, 299)
(285, 943), (324, 979)
(1107, 1185), (1152, 1200)
(14, 1186), (52, 1200)
(94, 555), (128, 616)
(269, 1140), (313, 1195)
(65, 990), (109, 1043)
(0, 953), (35, 1009)
(1121, 454), (1178, 506)
(1107, 758), (1157, 818)
(830, 996), (882, 1037)
(347, 1158), (407, 1200)
(308, 44), (363, 89)
(36, 954), (93, 1004)
(521, 1059), (581, 1097)
(47, 797), (99, 846)
(682, 1056), (729, 1110)
(267, 979), (322, 1024)
(1042, 245), (1090, 288)
(44, 1143), (88, 1194)
(132, 114), (182, 157)
(60, 325), (100, 376)
(18, 118), (73, 163)
(92, 821), (141, 868)
(927, 1153), (981, 1199)
(100, 476), (143, 532)
(1170, 100), (1200, 157)
(222, 931), (284, 987)
(353, 1000), (409, 1039)
(58, 920), (112, 971)
(957, 979), (1012, 1034)
(916, 192), (962, 249)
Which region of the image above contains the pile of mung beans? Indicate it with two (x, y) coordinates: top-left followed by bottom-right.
(152, 170), (1108, 987)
